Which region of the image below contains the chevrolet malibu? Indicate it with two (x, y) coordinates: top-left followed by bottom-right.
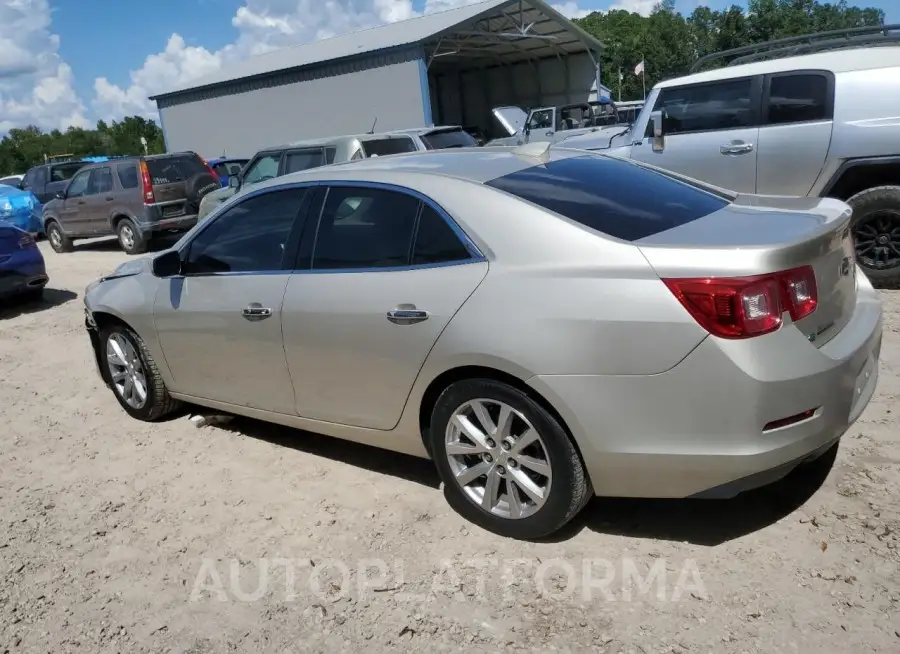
(82, 145), (882, 539)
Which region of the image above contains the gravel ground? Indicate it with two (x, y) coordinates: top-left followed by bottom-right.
(1, 238), (899, 654)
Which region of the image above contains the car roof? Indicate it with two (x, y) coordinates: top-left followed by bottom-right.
(250, 146), (587, 190)
(659, 45), (900, 89)
(258, 130), (420, 153)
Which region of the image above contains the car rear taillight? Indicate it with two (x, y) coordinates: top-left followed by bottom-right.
(204, 161), (219, 182)
(139, 160), (155, 204)
(779, 265), (818, 321)
(17, 232), (35, 249)
(663, 265), (818, 339)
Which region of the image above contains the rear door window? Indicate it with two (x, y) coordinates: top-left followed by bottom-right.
(653, 78), (757, 134)
(420, 129), (477, 150)
(283, 148), (326, 174)
(145, 154), (208, 184)
(764, 73), (831, 125)
(89, 168), (113, 195)
(311, 187), (420, 269)
(485, 154), (730, 242)
(360, 137), (418, 157)
(412, 205), (472, 265)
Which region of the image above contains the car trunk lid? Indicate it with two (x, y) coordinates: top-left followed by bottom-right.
(637, 195), (857, 347)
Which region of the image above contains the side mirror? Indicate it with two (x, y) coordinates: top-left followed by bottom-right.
(152, 250), (182, 278)
(650, 110), (665, 152)
(228, 175), (240, 189)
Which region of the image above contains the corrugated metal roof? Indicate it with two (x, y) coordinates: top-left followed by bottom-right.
(151, 0), (602, 99)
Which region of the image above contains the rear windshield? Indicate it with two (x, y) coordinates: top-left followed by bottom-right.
(421, 129), (477, 150)
(485, 154), (731, 242)
(361, 137), (418, 157)
(49, 163), (84, 182)
(145, 154), (208, 185)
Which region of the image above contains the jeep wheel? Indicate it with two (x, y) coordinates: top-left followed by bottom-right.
(848, 186), (900, 284)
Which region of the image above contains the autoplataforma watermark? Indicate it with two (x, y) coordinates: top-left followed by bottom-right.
(189, 556), (707, 604)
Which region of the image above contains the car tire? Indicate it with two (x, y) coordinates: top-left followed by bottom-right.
(428, 378), (591, 540)
(847, 185), (900, 284)
(45, 221), (72, 253)
(99, 322), (181, 421)
(116, 218), (148, 255)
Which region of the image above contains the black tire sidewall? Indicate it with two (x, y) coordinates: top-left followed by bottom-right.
(99, 324), (160, 421)
(428, 379), (586, 540)
(848, 186), (900, 282)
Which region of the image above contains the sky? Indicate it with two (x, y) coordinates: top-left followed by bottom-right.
(0, 0), (897, 133)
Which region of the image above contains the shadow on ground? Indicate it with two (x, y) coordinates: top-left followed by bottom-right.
(206, 413), (835, 546)
(73, 235), (181, 253)
(0, 288), (78, 319)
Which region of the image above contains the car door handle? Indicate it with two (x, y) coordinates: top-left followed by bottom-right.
(545, 130), (554, 136)
(387, 308), (429, 325)
(77, 199), (86, 204)
(241, 304), (272, 321)
(105, 196), (114, 201)
(720, 142), (754, 155)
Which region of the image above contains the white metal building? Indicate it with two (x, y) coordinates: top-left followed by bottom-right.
(149, 0), (607, 158)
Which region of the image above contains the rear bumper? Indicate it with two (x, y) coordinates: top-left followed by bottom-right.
(0, 249), (48, 298)
(528, 273), (883, 499)
(138, 205), (199, 234)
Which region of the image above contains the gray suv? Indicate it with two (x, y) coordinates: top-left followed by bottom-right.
(43, 152), (219, 255)
(561, 28), (900, 283)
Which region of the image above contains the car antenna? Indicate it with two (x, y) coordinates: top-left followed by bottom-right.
(367, 117), (377, 134)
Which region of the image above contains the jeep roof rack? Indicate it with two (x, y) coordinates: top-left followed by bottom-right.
(690, 23), (900, 73)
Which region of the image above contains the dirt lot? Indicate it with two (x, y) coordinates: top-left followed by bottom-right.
(1, 238), (899, 654)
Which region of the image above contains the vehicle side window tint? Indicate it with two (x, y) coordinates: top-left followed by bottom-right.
(36, 167), (48, 186)
(212, 163), (229, 177)
(66, 171), (90, 198)
(117, 165), (139, 189)
(325, 147), (336, 164)
(183, 188), (306, 274)
(412, 205), (472, 265)
(90, 168), (112, 195)
(654, 79), (754, 134)
(766, 74), (829, 125)
(22, 170), (35, 189)
(242, 153), (281, 186)
(312, 187), (420, 270)
(284, 149), (325, 174)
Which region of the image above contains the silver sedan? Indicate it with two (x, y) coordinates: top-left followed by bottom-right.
(83, 145), (882, 539)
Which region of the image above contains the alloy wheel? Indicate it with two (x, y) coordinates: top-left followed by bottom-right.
(854, 210), (900, 270)
(119, 224), (135, 250)
(106, 333), (148, 409)
(444, 398), (552, 519)
(49, 228), (61, 249)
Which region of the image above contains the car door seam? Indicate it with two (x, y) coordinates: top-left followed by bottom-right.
(387, 260), (492, 431)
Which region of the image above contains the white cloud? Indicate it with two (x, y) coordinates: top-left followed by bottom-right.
(552, 2), (592, 19)
(608, 0), (656, 15)
(91, 0), (593, 122)
(0, 0), (88, 133)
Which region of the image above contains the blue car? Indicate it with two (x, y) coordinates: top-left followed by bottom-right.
(207, 157), (249, 188)
(0, 183), (43, 235)
(0, 221), (48, 301)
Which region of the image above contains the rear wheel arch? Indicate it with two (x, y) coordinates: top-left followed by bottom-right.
(417, 365), (584, 462)
(821, 157), (900, 201)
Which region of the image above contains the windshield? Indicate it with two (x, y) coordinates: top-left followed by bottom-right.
(361, 137), (418, 157)
(420, 129), (477, 150)
(145, 154), (208, 184)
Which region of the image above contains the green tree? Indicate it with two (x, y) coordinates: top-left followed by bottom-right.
(0, 116), (165, 175)
(573, 0), (886, 100)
